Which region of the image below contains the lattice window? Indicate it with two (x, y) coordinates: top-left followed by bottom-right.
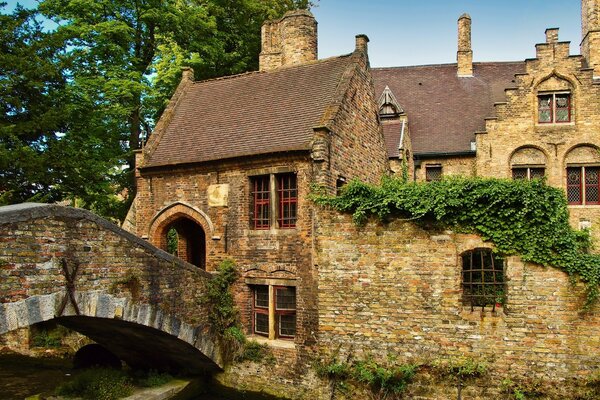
(251, 175), (270, 229)
(538, 92), (571, 124)
(512, 167), (545, 180)
(275, 287), (296, 338)
(425, 165), (442, 182)
(567, 166), (600, 205)
(277, 174), (297, 228)
(585, 167), (600, 205)
(461, 249), (505, 310)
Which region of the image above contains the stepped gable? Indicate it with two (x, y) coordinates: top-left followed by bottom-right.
(373, 62), (525, 156)
(144, 55), (354, 168)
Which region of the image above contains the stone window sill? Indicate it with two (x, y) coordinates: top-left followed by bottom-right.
(246, 335), (296, 349)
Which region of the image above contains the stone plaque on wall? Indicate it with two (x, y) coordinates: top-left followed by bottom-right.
(208, 184), (229, 207)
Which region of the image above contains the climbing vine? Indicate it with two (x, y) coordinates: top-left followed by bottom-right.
(312, 176), (600, 307)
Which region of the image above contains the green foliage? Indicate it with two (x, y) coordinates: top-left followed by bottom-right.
(133, 369), (173, 388)
(31, 329), (63, 348)
(56, 368), (133, 400)
(238, 340), (271, 363)
(315, 355), (417, 398)
(204, 259), (240, 333)
(166, 228), (178, 255)
(432, 356), (487, 380)
(312, 176), (600, 307)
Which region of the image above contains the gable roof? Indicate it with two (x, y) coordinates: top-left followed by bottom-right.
(143, 55), (354, 168)
(372, 62), (525, 156)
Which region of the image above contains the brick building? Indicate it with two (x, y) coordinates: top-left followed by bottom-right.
(123, 2), (600, 397)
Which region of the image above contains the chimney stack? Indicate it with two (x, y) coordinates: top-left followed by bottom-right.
(457, 13), (473, 77)
(355, 34), (369, 53)
(582, 0), (600, 78)
(259, 10), (317, 72)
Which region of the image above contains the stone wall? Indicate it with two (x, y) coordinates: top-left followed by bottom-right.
(414, 155), (475, 182)
(314, 209), (600, 398)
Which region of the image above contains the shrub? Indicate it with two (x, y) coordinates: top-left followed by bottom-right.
(56, 368), (133, 400)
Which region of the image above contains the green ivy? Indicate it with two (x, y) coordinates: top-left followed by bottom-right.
(312, 176), (600, 307)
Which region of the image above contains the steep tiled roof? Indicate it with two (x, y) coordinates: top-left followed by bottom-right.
(373, 62), (525, 156)
(382, 121), (403, 158)
(144, 55), (353, 168)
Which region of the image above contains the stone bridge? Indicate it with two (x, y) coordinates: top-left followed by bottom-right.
(0, 203), (223, 372)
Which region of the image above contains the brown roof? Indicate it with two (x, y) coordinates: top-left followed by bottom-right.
(373, 62), (526, 156)
(382, 121), (403, 158)
(144, 55), (354, 168)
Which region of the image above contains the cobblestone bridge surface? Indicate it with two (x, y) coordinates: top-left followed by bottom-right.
(0, 203), (222, 372)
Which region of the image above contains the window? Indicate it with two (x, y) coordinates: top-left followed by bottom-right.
(252, 285), (296, 339)
(538, 92), (571, 123)
(567, 166), (600, 205)
(461, 249), (505, 310)
(250, 173), (297, 229)
(425, 165), (442, 182)
(512, 166), (545, 180)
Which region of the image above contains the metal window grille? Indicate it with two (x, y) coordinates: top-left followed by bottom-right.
(253, 286), (269, 336)
(529, 167), (545, 179)
(252, 176), (270, 229)
(512, 167), (545, 180)
(462, 249), (505, 310)
(277, 174), (297, 228)
(425, 165), (442, 182)
(511, 168), (527, 180)
(567, 167), (582, 205)
(275, 287), (296, 338)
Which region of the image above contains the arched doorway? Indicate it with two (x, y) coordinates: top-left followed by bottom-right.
(161, 217), (206, 269)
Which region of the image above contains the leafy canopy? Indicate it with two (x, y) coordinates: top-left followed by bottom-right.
(313, 176), (600, 307)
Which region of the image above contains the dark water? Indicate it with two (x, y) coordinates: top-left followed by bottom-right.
(0, 352), (286, 400)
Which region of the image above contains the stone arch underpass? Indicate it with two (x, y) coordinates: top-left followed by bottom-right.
(0, 203), (223, 372)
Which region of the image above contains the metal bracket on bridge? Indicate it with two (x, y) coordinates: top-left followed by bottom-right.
(57, 258), (81, 316)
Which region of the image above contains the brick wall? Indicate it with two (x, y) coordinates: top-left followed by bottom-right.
(314, 209), (600, 397)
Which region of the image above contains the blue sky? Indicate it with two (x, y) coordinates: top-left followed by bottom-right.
(5, 0), (582, 68)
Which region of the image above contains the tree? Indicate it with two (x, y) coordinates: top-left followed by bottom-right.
(1, 0), (311, 220)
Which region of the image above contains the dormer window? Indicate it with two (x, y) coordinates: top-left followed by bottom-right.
(378, 86), (404, 119)
(538, 92), (571, 123)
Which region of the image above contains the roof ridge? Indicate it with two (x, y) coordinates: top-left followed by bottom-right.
(373, 60), (524, 71)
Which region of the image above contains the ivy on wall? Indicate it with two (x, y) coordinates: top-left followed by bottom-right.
(312, 176), (600, 307)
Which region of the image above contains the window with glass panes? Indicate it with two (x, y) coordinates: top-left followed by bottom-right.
(538, 93), (571, 123)
(277, 174), (297, 228)
(251, 175), (270, 229)
(252, 285), (296, 339)
(567, 166), (600, 205)
(462, 249), (505, 310)
(512, 166), (545, 180)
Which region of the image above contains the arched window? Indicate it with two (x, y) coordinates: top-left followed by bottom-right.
(461, 248), (505, 310)
(565, 145), (600, 205)
(510, 147), (546, 180)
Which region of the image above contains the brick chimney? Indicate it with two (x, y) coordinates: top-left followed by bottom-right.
(457, 13), (473, 77)
(259, 10), (318, 72)
(582, 0), (600, 78)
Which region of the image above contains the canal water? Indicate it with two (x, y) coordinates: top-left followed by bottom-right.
(0, 352), (286, 400)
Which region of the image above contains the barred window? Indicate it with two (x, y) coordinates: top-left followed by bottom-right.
(567, 166), (600, 205)
(425, 165), (442, 182)
(252, 285), (296, 339)
(461, 249), (505, 310)
(538, 92), (571, 124)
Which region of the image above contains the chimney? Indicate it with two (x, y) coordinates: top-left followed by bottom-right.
(582, 0), (600, 78)
(355, 34), (369, 53)
(259, 10), (317, 72)
(457, 13), (473, 77)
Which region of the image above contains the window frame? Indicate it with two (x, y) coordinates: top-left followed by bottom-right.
(425, 164), (442, 182)
(567, 165), (600, 206)
(538, 91), (571, 124)
(249, 172), (298, 230)
(251, 284), (296, 340)
(511, 166), (545, 180)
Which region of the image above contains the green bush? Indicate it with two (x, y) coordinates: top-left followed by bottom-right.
(31, 329), (63, 348)
(56, 368), (133, 400)
(239, 340), (270, 362)
(134, 369), (173, 388)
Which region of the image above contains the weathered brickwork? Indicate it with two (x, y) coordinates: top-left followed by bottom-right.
(414, 155), (475, 182)
(314, 210), (600, 398)
(476, 28), (600, 243)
